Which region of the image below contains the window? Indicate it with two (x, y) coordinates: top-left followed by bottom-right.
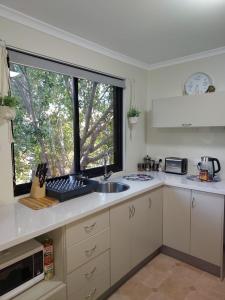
(9, 50), (124, 196)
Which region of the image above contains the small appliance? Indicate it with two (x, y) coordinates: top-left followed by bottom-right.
(0, 239), (44, 300)
(197, 156), (221, 181)
(165, 157), (188, 175)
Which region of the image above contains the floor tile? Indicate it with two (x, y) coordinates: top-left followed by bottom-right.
(108, 254), (223, 300)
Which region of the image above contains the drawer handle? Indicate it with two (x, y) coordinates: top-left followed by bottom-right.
(85, 288), (97, 299)
(84, 266), (97, 279)
(85, 245), (97, 257)
(84, 222), (96, 233)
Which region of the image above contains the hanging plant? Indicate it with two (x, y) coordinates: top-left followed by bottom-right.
(0, 95), (17, 121)
(127, 106), (141, 125)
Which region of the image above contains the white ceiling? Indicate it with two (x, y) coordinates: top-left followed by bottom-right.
(1, 0), (225, 67)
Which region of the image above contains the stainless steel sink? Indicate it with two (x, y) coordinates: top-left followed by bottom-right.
(95, 182), (130, 193)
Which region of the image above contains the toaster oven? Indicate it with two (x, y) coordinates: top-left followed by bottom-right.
(165, 157), (188, 175)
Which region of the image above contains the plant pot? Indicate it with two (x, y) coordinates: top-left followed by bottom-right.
(128, 116), (138, 125)
(0, 106), (16, 121)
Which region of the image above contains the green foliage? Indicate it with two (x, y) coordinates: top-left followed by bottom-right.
(0, 95), (18, 107)
(10, 63), (114, 184)
(127, 106), (141, 118)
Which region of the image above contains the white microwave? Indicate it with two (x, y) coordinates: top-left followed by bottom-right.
(0, 239), (44, 300)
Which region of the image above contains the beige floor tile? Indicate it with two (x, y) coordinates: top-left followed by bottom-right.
(108, 254), (223, 300)
(146, 254), (177, 273)
(118, 279), (153, 300)
(185, 289), (225, 300)
(147, 291), (172, 300)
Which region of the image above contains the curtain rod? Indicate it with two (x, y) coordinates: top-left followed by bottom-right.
(5, 44), (126, 82)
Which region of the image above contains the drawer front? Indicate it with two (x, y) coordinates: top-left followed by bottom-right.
(67, 228), (110, 272)
(67, 251), (109, 294)
(66, 210), (109, 247)
(67, 268), (110, 300)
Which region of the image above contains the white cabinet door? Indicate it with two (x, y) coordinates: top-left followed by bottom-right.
(152, 92), (225, 128)
(110, 200), (132, 285)
(190, 191), (224, 266)
(131, 189), (163, 267)
(131, 194), (151, 267)
(163, 186), (191, 254)
(148, 188), (163, 254)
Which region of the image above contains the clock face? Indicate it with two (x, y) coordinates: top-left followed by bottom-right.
(184, 72), (212, 95)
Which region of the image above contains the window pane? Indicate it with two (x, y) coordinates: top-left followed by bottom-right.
(10, 64), (74, 185)
(78, 79), (114, 170)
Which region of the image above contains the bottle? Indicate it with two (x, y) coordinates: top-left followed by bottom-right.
(43, 237), (54, 280)
(158, 159), (163, 172)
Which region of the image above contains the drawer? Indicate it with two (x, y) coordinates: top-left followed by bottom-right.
(67, 267), (110, 300)
(67, 251), (109, 294)
(67, 228), (110, 272)
(66, 210), (109, 247)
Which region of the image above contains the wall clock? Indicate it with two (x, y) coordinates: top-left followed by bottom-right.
(184, 72), (212, 95)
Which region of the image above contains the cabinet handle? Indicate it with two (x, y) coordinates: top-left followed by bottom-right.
(192, 197), (196, 208)
(84, 222), (96, 233)
(132, 205), (136, 217)
(85, 245), (97, 257)
(85, 288), (97, 299)
(149, 197), (152, 208)
(182, 123), (192, 127)
(84, 266), (97, 279)
(129, 206), (132, 219)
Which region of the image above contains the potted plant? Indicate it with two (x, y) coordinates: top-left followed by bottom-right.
(127, 106), (141, 125)
(0, 95), (17, 121)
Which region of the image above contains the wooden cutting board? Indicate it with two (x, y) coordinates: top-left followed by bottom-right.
(19, 196), (59, 210)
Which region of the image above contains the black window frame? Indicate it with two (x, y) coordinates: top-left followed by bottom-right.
(11, 52), (123, 196)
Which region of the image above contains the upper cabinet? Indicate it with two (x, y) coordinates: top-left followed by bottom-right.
(152, 92), (225, 128)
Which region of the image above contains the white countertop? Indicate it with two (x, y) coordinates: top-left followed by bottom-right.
(0, 172), (225, 252)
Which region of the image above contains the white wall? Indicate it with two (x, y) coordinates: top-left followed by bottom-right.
(0, 16), (148, 202)
(147, 54), (225, 178)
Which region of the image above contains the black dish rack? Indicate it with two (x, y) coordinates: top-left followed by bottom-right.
(46, 175), (98, 202)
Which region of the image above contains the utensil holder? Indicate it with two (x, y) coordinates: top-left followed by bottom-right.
(30, 176), (46, 199)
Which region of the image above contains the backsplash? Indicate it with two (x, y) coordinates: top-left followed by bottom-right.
(147, 127), (225, 179)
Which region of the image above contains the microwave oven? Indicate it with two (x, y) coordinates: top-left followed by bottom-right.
(165, 157), (188, 175)
(0, 239), (44, 300)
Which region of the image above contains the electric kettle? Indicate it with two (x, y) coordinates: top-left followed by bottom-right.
(197, 156), (221, 180)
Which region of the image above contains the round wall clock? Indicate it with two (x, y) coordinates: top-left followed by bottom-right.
(184, 72), (212, 95)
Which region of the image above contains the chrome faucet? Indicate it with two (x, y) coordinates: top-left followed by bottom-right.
(102, 153), (113, 181)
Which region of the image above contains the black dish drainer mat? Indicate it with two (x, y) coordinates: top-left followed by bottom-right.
(46, 175), (98, 202)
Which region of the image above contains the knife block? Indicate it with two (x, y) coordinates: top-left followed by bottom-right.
(30, 176), (46, 199)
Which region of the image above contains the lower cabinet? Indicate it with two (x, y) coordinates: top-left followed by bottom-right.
(190, 190), (224, 266)
(67, 251), (110, 300)
(110, 198), (132, 285)
(110, 188), (163, 285)
(66, 210), (110, 300)
(163, 187), (224, 266)
(131, 188), (163, 267)
(163, 186), (191, 254)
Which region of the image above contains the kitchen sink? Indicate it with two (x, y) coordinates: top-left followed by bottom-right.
(95, 182), (130, 193)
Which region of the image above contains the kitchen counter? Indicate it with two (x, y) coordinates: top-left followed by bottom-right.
(0, 172), (225, 252)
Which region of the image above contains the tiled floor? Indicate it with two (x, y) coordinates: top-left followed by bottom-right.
(108, 254), (225, 300)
